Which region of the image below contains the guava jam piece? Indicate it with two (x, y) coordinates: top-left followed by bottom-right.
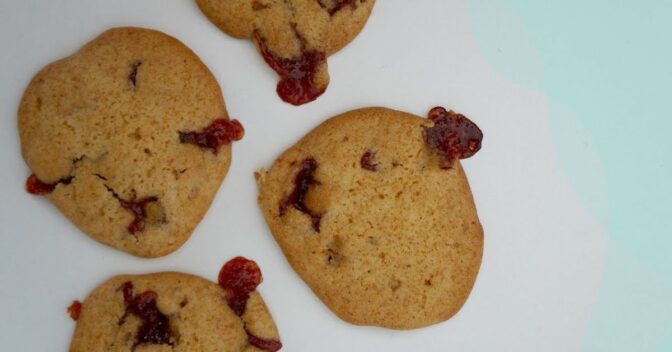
(67, 300), (82, 321)
(254, 32), (326, 105)
(119, 281), (174, 350)
(423, 107), (483, 168)
(26, 174), (72, 195)
(179, 118), (244, 154)
(279, 158), (322, 232)
(118, 196), (159, 235)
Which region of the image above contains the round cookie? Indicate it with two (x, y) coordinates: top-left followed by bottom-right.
(19, 27), (244, 257)
(196, 0), (376, 105)
(257, 107), (484, 329)
(69, 258), (282, 351)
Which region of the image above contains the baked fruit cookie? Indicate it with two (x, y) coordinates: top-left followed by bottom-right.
(68, 257), (282, 351)
(257, 107), (484, 329)
(19, 27), (244, 257)
(196, 0), (376, 105)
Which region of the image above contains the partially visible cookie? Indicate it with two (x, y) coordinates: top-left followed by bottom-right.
(257, 107), (484, 329)
(19, 27), (244, 257)
(68, 257), (282, 352)
(196, 0), (376, 105)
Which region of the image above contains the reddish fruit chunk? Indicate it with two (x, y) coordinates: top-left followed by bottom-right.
(218, 257), (263, 316)
(129, 61), (142, 86)
(360, 150), (378, 171)
(25, 174), (72, 195)
(67, 300), (82, 321)
(119, 281), (174, 350)
(423, 107), (483, 168)
(317, 0), (358, 16)
(279, 158), (322, 232)
(254, 32), (326, 106)
(247, 331), (283, 352)
(118, 196), (159, 235)
(179, 118), (244, 154)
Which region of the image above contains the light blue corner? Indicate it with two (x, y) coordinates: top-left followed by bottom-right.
(468, 0), (672, 350)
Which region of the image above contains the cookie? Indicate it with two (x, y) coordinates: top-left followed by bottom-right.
(19, 27), (244, 257)
(68, 257), (282, 352)
(257, 107), (484, 329)
(196, 0), (376, 105)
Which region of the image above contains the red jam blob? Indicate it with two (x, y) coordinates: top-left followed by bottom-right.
(67, 300), (82, 321)
(423, 107), (483, 169)
(179, 118), (244, 154)
(118, 196), (159, 235)
(318, 0), (358, 16)
(25, 174), (72, 195)
(247, 331), (283, 352)
(120, 281), (174, 350)
(218, 258), (282, 351)
(360, 150), (378, 171)
(279, 158), (322, 232)
(254, 32), (326, 106)
(218, 257), (263, 316)
(129, 61), (142, 87)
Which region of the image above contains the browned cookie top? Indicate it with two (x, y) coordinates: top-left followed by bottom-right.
(19, 27), (243, 257)
(196, 0), (376, 105)
(257, 107), (484, 329)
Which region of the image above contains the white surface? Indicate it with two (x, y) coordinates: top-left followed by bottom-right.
(0, 1), (607, 351)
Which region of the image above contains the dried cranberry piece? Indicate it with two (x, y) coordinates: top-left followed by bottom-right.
(423, 107), (483, 168)
(317, 0), (358, 16)
(119, 281), (174, 350)
(360, 150), (378, 171)
(218, 257), (263, 316)
(279, 158), (322, 232)
(118, 196), (159, 235)
(247, 331), (283, 352)
(179, 118), (244, 154)
(67, 300), (82, 321)
(129, 61), (142, 87)
(25, 174), (72, 195)
(254, 32), (326, 105)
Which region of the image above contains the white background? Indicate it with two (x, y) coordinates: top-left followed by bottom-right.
(0, 1), (607, 350)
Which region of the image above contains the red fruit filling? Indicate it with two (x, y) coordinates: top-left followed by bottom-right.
(218, 257), (283, 351)
(119, 281), (174, 350)
(279, 158), (322, 232)
(254, 32), (326, 105)
(25, 174), (72, 195)
(317, 0), (359, 16)
(360, 150), (378, 171)
(67, 300), (82, 321)
(179, 118), (244, 154)
(423, 107), (483, 168)
(118, 196), (159, 235)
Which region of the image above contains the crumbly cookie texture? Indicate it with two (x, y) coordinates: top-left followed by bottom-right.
(19, 27), (243, 257)
(257, 107), (484, 329)
(196, 0), (376, 105)
(69, 259), (282, 351)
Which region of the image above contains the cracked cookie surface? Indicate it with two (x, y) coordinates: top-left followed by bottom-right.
(196, 0), (375, 105)
(18, 27), (242, 257)
(69, 266), (281, 351)
(257, 107), (484, 329)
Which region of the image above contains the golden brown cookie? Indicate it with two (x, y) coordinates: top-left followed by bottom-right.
(257, 107), (484, 329)
(196, 0), (376, 105)
(19, 27), (244, 258)
(69, 257), (282, 352)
